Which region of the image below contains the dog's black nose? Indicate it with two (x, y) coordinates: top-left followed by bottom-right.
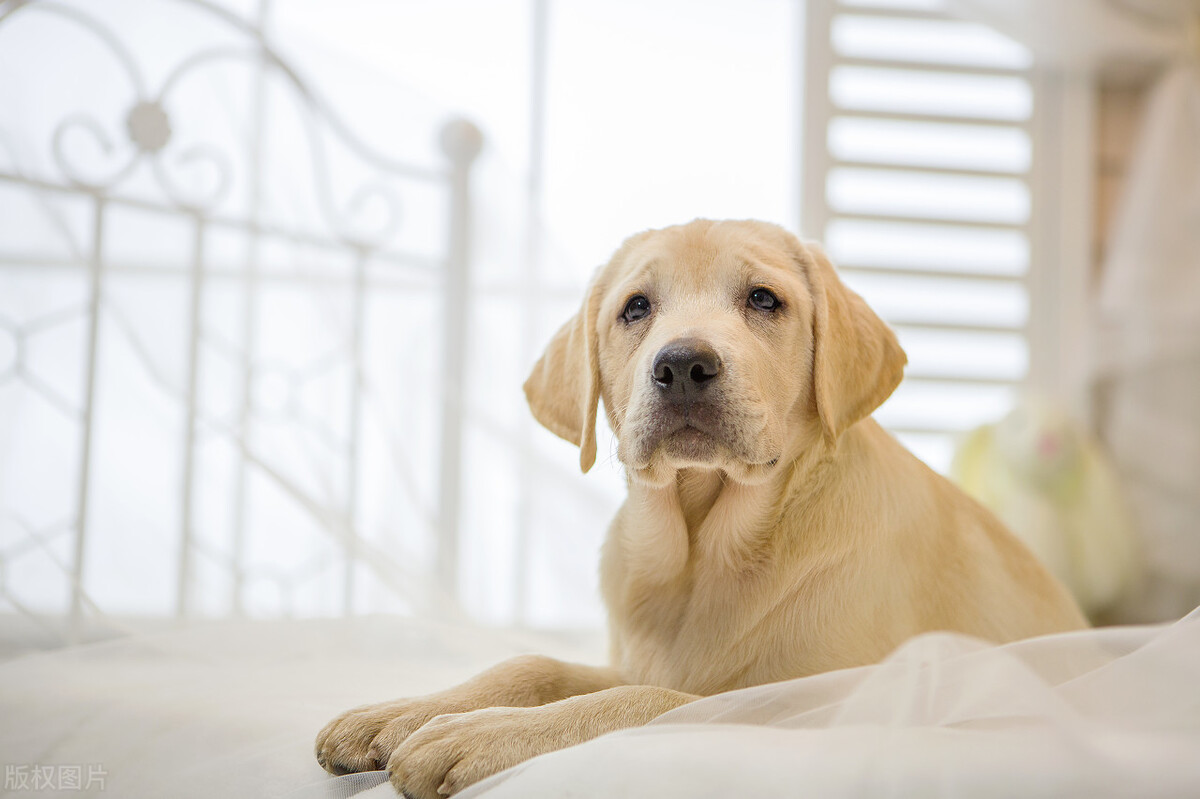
(652, 339), (721, 398)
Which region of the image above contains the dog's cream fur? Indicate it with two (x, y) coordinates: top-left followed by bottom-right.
(316, 220), (1087, 798)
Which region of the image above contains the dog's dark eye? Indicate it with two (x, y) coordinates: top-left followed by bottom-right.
(622, 295), (652, 323)
(748, 288), (779, 312)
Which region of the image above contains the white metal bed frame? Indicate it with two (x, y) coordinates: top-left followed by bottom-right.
(0, 0), (481, 636)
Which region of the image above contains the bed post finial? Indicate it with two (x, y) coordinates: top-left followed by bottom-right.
(439, 117), (483, 165)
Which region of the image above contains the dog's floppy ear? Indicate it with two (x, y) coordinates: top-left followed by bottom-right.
(805, 243), (906, 444)
(523, 279), (603, 473)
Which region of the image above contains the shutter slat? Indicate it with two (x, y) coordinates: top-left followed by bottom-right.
(831, 158), (1024, 179)
(834, 57), (1027, 78)
(831, 211), (1024, 231)
(825, 108), (1034, 130)
(840, 265), (1025, 283)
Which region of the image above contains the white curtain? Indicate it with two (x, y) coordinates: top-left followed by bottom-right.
(1094, 62), (1200, 622)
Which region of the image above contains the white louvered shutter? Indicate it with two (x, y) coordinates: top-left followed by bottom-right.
(801, 0), (1041, 472)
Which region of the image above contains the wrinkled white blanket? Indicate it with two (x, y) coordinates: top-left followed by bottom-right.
(2, 610), (1197, 798)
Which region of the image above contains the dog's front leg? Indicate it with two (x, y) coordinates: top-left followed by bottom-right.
(388, 684), (699, 798)
(316, 655), (623, 775)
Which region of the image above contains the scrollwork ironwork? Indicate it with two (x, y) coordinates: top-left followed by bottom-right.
(1, 0), (449, 239)
(0, 0), (483, 629)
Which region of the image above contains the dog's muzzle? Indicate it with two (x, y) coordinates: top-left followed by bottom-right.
(639, 337), (734, 462)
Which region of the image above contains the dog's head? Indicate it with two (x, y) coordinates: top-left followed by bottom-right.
(524, 219), (906, 486)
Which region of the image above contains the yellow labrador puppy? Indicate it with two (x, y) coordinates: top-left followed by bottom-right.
(316, 219), (1086, 798)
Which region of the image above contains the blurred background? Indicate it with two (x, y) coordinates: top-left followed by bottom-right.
(0, 0), (1197, 646)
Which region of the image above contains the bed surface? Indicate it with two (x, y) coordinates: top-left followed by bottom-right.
(1, 611), (1198, 798)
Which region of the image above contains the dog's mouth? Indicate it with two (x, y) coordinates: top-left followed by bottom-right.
(620, 392), (779, 479)
(635, 407), (740, 467)
(621, 407), (783, 486)
(661, 423), (721, 461)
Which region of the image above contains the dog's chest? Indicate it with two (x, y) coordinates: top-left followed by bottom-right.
(602, 504), (793, 694)
(613, 578), (769, 693)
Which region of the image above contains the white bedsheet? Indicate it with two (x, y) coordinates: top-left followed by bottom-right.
(2, 610), (1198, 798)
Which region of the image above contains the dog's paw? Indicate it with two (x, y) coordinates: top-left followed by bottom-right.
(315, 698), (466, 775)
(387, 706), (564, 798)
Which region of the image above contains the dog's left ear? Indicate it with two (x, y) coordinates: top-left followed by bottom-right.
(804, 243), (907, 444)
(523, 279), (603, 473)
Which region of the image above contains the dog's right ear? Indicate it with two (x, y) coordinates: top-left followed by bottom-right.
(523, 280), (603, 473)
